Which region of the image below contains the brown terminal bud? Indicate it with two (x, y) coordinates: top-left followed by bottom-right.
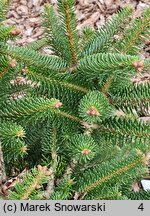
(8, 56), (17, 68)
(132, 60), (145, 72)
(54, 100), (63, 108)
(9, 59), (17, 68)
(45, 171), (52, 176)
(11, 28), (22, 36)
(138, 60), (144, 67)
(81, 149), (91, 155)
(37, 165), (42, 171)
(35, 184), (41, 190)
(132, 61), (138, 68)
(86, 106), (100, 116)
(22, 66), (28, 75)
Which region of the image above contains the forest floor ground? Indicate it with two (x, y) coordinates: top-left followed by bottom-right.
(6, 0), (150, 46)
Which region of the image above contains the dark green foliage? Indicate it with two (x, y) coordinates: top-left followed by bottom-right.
(0, 122), (27, 171)
(25, 38), (48, 51)
(80, 6), (133, 57)
(76, 149), (145, 198)
(0, 0), (10, 22)
(67, 134), (97, 163)
(78, 53), (138, 79)
(92, 117), (150, 150)
(112, 83), (150, 115)
(0, 26), (16, 41)
(0, 0), (150, 200)
(113, 7), (150, 55)
(57, 0), (78, 65)
(1, 43), (68, 71)
(79, 91), (112, 123)
(124, 189), (150, 200)
(9, 166), (49, 200)
(49, 177), (74, 200)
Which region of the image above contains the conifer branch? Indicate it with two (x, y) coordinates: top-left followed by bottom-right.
(63, 160), (77, 178)
(97, 118), (150, 144)
(25, 38), (48, 51)
(0, 0), (10, 22)
(77, 53), (139, 79)
(43, 4), (68, 59)
(80, 7), (133, 57)
(28, 70), (89, 94)
(21, 169), (45, 200)
(43, 167), (55, 199)
(86, 187), (121, 200)
(111, 83), (150, 113)
(0, 122), (25, 139)
(9, 166), (51, 200)
(59, 111), (83, 123)
(101, 76), (114, 101)
(115, 7), (150, 55)
(122, 20), (149, 54)
(0, 143), (6, 186)
(77, 152), (145, 195)
(0, 66), (9, 80)
(58, 0), (78, 66)
(1, 98), (149, 144)
(0, 43), (68, 72)
(0, 0), (149, 200)
(0, 26), (16, 41)
(101, 76), (114, 94)
(51, 177), (74, 200)
(61, 1), (77, 65)
(44, 127), (58, 199)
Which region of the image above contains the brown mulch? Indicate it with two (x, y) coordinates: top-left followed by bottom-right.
(5, 0), (150, 45)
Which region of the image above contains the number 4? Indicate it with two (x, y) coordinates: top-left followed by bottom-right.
(138, 203), (144, 211)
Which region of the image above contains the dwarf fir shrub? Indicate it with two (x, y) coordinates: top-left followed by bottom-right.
(0, 0), (150, 200)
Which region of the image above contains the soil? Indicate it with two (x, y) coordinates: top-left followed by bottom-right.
(5, 0), (150, 46)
